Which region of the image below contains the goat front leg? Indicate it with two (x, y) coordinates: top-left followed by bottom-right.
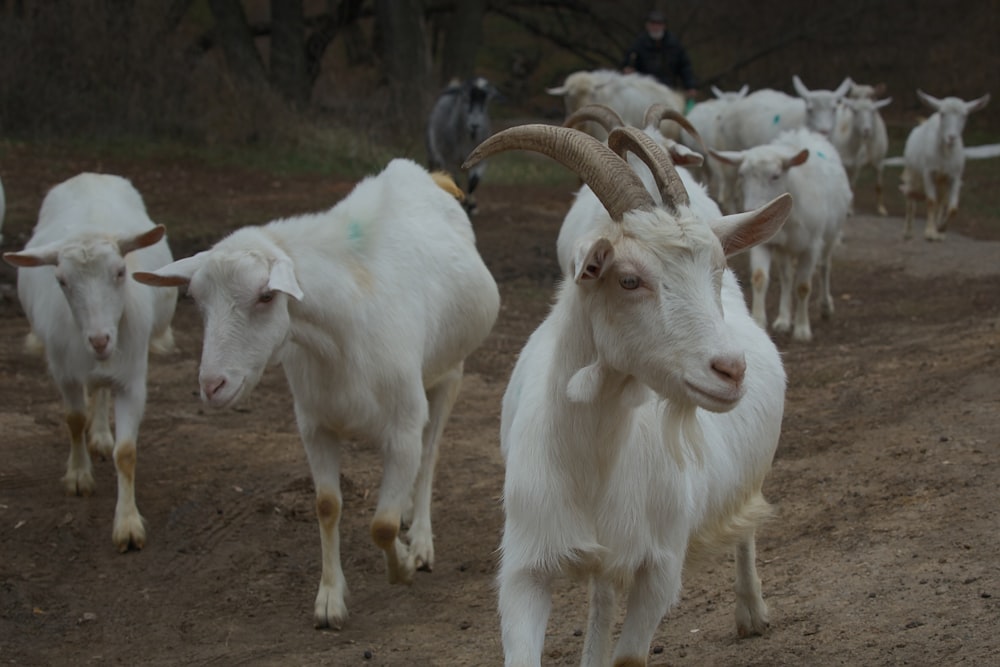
(875, 164), (888, 216)
(613, 556), (684, 667)
(498, 563), (553, 667)
(939, 174), (963, 233)
(772, 251), (796, 335)
(59, 380), (94, 496)
(748, 245), (772, 332)
(922, 170), (944, 241)
(734, 532), (769, 637)
(406, 365), (463, 573)
(581, 576), (617, 667)
(818, 235), (837, 320)
(300, 422), (348, 629)
(110, 382), (147, 552)
(87, 385), (114, 458)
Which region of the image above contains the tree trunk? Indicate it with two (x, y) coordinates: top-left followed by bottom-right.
(374, 0), (433, 131)
(438, 0), (485, 84)
(270, 0), (309, 107)
(207, 0), (268, 90)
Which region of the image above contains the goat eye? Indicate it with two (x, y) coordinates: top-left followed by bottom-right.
(619, 275), (641, 291)
(116, 268), (126, 280)
(258, 291), (275, 304)
(56, 277), (67, 288)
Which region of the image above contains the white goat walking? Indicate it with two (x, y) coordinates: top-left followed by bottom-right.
(3, 173), (177, 551)
(713, 128), (853, 342)
(899, 90), (990, 240)
(681, 85), (750, 208)
(465, 123), (792, 666)
(133, 159), (500, 629)
(832, 95), (892, 215)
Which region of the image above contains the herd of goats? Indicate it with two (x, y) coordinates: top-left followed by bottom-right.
(1, 67), (993, 665)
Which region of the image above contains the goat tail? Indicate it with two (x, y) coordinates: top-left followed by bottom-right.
(685, 490), (774, 566)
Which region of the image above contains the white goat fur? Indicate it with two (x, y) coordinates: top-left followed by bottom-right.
(680, 85), (750, 212)
(832, 96), (892, 215)
(714, 128), (853, 342)
(133, 158), (500, 629)
(492, 132), (792, 665)
(900, 90), (990, 241)
(547, 69), (686, 141)
(2, 172), (177, 552)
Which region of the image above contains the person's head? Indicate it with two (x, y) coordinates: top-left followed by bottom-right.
(645, 10), (666, 39)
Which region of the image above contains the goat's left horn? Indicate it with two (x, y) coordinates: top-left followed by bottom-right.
(564, 104), (626, 132)
(463, 124), (654, 221)
(607, 126), (690, 212)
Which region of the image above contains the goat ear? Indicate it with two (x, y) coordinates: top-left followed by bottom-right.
(710, 85), (725, 99)
(573, 237), (614, 284)
(738, 83), (750, 98)
(966, 93), (990, 114)
(132, 251), (208, 288)
(833, 77), (852, 98)
(792, 75), (809, 97)
(711, 193), (792, 257)
(667, 142), (704, 167)
(268, 256), (304, 301)
(783, 149), (810, 170)
(917, 90), (943, 111)
(3, 243), (61, 268)
(119, 224), (165, 256)
(874, 97), (893, 110)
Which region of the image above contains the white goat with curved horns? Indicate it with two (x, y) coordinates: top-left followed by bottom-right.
(464, 122), (792, 666)
(899, 90), (990, 240)
(3, 172), (177, 552)
(132, 158), (500, 629)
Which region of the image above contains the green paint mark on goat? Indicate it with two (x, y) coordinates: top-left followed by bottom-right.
(347, 220), (363, 242)
(773, 114), (781, 125)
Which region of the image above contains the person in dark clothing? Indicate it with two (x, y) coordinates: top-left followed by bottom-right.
(621, 10), (698, 103)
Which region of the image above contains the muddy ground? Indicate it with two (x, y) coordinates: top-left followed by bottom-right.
(0, 144), (998, 666)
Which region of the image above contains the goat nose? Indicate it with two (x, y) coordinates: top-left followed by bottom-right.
(711, 354), (746, 385)
(202, 376), (227, 400)
(89, 334), (110, 354)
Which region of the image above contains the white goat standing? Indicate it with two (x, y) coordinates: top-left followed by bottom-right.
(465, 123), (792, 666)
(899, 90), (991, 241)
(3, 172), (177, 551)
(546, 69), (686, 141)
(133, 159), (500, 629)
(832, 95), (892, 215)
(713, 128), (853, 342)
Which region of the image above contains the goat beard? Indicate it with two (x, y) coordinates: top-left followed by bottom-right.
(662, 400), (704, 470)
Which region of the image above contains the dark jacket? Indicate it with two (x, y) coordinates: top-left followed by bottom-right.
(621, 31), (696, 90)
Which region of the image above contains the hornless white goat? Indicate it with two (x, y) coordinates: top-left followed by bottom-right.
(546, 69), (686, 141)
(713, 128), (853, 342)
(792, 75), (852, 137)
(465, 124), (792, 666)
(681, 85), (750, 210)
(3, 172), (177, 552)
(557, 104), (711, 276)
(133, 158), (500, 629)
(832, 95), (892, 215)
(899, 90), (991, 241)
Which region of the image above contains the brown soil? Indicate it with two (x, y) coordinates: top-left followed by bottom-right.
(1, 147), (998, 666)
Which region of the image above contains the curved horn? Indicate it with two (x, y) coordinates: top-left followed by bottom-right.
(463, 124), (654, 221)
(644, 103), (707, 153)
(607, 126), (690, 212)
(564, 104), (625, 132)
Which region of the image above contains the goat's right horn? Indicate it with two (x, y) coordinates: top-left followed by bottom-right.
(564, 104), (626, 133)
(463, 124), (654, 221)
(607, 126), (690, 212)
(644, 104), (705, 151)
